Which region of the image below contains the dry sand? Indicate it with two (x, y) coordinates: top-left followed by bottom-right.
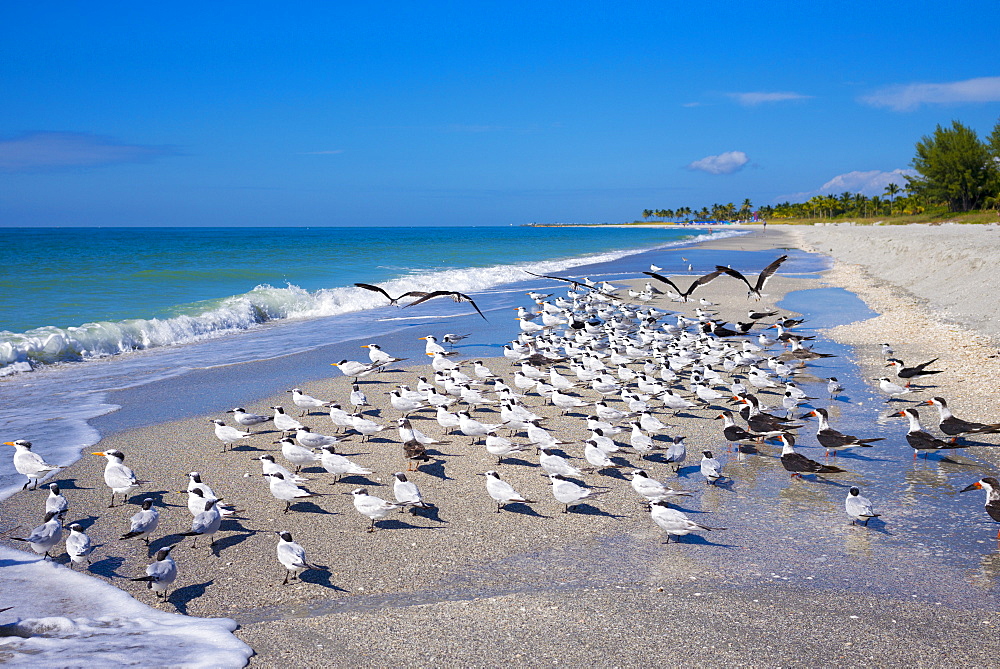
(3, 224), (1000, 667)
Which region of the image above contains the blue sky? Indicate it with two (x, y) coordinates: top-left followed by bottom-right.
(2, 1), (999, 226)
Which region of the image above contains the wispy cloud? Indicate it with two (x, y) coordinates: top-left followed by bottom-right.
(860, 76), (1000, 111)
(686, 150), (749, 175)
(776, 168), (915, 201)
(0, 131), (173, 172)
(727, 91), (812, 106)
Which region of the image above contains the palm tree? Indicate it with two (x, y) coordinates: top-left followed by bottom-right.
(884, 183), (901, 214)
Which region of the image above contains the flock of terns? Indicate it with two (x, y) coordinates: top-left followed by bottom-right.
(4, 253), (1000, 601)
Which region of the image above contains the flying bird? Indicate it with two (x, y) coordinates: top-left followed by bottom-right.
(641, 270), (723, 302)
(715, 254), (788, 299)
(353, 283), (430, 306)
(402, 290), (487, 320)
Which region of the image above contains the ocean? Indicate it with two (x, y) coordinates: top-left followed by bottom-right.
(0, 225), (743, 499)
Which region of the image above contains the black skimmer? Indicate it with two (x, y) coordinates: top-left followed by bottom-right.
(922, 397), (1000, 437)
(808, 408), (884, 456)
(886, 357), (942, 384)
(892, 408), (968, 457)
(353, 283), (429, 306)
(715, 410), (780, 451)
(748, 309), (778, 320)
(402, 290), (487, 320)
(735, 395), (802, 432)
(960, 477), (1000, 539)
(715, 254), (788, 300)
(778, 433), (846, 479)
(779, 338), (836, 361)
(640, 269), (724, 302)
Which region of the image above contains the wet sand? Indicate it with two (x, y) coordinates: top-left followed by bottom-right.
(3, 226), (1000, 666)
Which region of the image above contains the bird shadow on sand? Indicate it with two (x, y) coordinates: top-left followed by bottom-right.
(494, 456), (534, 467)
(89, 555), (127, 578)
(661, 534), (737, 548)
(331, 474), (379, 487)
(150, 533), (189, 554)
(70, 514), (101, 531)
(596, 467), (630, 481)
(170, 580), (213, 615)
(406, 505), (447, 524)
(702, 479), (736, 491)
(50, 477), (91, 491)
(228, 443), (266, 454)
(374, 519), (445, 531)
(415, 459), (452, 481)
(287, 500), (335, 515)
(128, 490), (183, 509)
(499, 502), (549, 518)
(298, 566), (348, 591)
(209, 523), (257, 554)
(563, 503), (625, 518)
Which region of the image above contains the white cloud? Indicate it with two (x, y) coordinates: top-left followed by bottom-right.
(776, 169), (915, 201)
(860, 76), (1000, 111)
(728, 91), (812, 106)
(0, 132), (171, 172)
(686, 150), (749, 175)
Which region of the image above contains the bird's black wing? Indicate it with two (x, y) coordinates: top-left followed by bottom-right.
(641, 271), (682, 295)
(681, 269), (724, 297)
(526, 270), (618, 301)
(354, 283), (398, 305)
(753, 255), (788, 291)
(403, 291), (488, 320)
(524, 270), (587, 291)
(714, 266), (753, 290)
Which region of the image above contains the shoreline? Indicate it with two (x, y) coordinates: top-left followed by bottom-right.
(4, 227), (1000, 666)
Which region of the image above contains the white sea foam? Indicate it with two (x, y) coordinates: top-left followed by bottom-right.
(0, 547), (252, 668)
(0, 229), (745, 372)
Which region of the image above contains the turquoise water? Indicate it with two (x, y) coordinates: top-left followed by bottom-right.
(1, 226), (702, 332)
(0, 226), (714, 367)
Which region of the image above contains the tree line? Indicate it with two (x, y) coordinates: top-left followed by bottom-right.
(642, 116), (1000, 222)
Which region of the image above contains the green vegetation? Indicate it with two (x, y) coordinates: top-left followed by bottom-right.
(640, 116), (1000, 224)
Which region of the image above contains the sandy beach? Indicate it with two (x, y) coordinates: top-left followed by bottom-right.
(4, 225), (1000, 666)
